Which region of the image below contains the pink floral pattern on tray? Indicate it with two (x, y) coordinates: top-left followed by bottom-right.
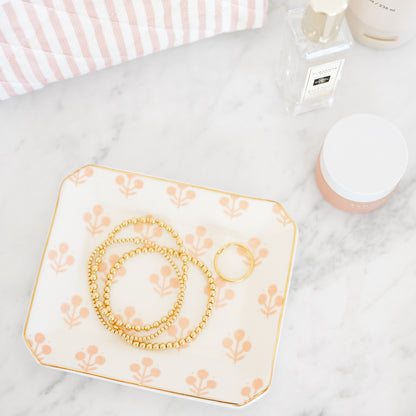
(134, 222), (163, 240)
(130, 358), (161, 384)
(186, 370), (217, 396)
(149, 266), (178, 297)
(75, 345), (105, 373)
(98, 254), (126, 284)
(24, 165), (297, 407)
(68, 166), (94, 186)
(273, 203), (292, 227)
(167, 184), (196, 207)
(48, 243), (75, 275)
(204, 277), (235, 309)
(114, 306), (143, 328)
(238, 237), (268, 267)
(185, 226), (213, 257)
(241, 378), (264, 399)
(167, 317), (191, 350)
(258, 285), (284, 318)
(222, 329), (251, 363)
(28, 333), (52, 362)
(219, 195), (248, 219)
(115, 174), (144, 198)
(61, 295), (89, 328)
(83, 205), (110, 237)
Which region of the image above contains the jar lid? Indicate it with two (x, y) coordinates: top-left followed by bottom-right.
(321, 114), (408, 203)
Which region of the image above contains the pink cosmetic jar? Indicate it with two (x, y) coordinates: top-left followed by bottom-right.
(316, 114), (408, 213)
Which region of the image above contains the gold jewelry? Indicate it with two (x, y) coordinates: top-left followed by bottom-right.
(115, 250), (216, 350)
(102, 239), (186, 336)
(88, 215), (189, 313)
(87, 216), (216, 350)
(214, 242), (255, 283)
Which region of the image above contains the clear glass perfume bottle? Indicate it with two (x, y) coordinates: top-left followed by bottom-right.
(277, 0), (353, 115)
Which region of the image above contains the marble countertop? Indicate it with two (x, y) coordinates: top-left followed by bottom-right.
(1, 1), (416, 415)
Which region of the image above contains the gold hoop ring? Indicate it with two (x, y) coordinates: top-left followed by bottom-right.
(214, 242), (255, 283)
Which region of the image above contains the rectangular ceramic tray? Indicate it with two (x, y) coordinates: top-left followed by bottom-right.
(24, 165), (297, 407)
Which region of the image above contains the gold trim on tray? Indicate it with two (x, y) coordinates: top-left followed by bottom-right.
(23, 164), (298, 407)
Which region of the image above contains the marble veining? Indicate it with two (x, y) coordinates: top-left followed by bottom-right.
(1, 0), (416, 414)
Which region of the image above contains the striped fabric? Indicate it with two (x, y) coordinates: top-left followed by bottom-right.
(0, 0), (268, 100)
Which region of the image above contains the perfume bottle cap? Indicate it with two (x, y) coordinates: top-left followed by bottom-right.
(303, 0), (348, 43)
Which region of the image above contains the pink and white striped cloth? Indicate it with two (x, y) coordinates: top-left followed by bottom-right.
(0, 0), (268, 100)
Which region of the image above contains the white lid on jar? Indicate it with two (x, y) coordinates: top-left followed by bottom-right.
(320, 114), (408, 203)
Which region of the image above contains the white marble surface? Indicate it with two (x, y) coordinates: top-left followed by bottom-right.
(1, 1), (416, 414)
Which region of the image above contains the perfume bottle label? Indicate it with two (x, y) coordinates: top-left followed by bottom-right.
(301, 59), (345, 102)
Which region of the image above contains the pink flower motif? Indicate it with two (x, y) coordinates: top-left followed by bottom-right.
(204, 277), (234, 309)
(238, 237), (268, 267)
(185, 226), (213, 257)
(115, 174), (143, 198)
(68, 166), (93, 185)
(222, 329), (251, 363)
(75, 345), (105, 372)
(167, 184), (196, 208)
(27, 333), (52, 362)
(241, 378), (264, 399)
(258, 284), (283, 318)
(48, 242), (75, 275)
(219, 195), (249, 219)
(98, 254), (126, 285)
(149, 265), (178, 297)
(83, 205), (110, 237)
(167, 317), (190, 350)
(61, 295), (89, 328)
(130, 357), (161, 384)
(273, 204), (292, 227)
(134, 222), (163, 240)
(114, 306), (143, 328)
(186, 369), (217, 396)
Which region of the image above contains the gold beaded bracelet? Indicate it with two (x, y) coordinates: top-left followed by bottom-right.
(101, 249), (216, 350)
(87, 215), (189, 320)
(87, 216), (217, 350)
(101, 239), (186, 338)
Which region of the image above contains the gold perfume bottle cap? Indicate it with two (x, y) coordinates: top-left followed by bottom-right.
(303, 0), (348, 43)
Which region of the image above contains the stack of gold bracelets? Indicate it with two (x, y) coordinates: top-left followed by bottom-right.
(87, 216), (217, 351)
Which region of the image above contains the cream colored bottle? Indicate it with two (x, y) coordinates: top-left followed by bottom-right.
(347, 0), (416, 49)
